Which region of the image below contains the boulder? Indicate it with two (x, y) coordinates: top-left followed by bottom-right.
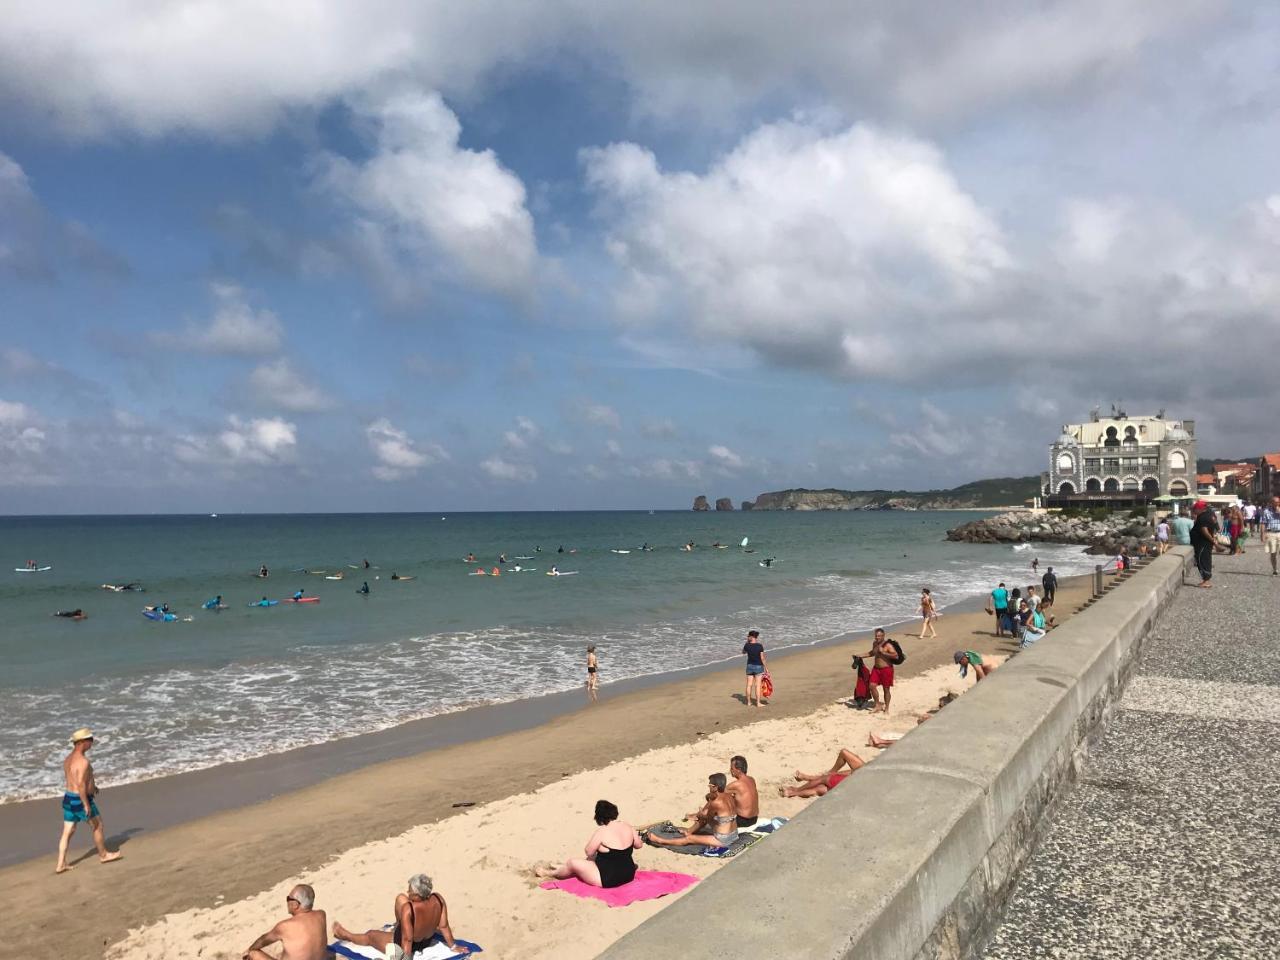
(693, 495), (710, 511)
(741, 500), (755, 511)
(715, 497), (734, 511)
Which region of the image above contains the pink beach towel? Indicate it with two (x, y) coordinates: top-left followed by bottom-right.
(540, 870), (698, 906)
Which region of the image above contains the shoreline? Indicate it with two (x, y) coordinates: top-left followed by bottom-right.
(0, 572), (1060, 858)
(0, 573), (1094, 960)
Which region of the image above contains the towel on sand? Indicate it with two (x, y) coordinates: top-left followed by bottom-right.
(329, 932), (482, 959)
(643, 818), (787, 858)
(540, 870), (698, 906)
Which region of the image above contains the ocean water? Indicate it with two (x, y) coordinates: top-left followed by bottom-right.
(0, 511), (1096, 802)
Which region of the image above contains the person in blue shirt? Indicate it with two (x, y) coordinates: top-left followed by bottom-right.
(990, 582), (1009, 637)
(293, 589), (304, 601)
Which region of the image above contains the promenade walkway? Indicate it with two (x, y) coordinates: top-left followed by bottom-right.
(980, 549), (1279, 959)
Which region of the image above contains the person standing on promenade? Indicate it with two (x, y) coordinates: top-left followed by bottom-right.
(742, 630), (767, 707)
(726, 755), (759, 829)
(1261, 496), (1280, 576)
(1191, 499), (1219, 588)
(1041, 567), (1057, 608)
(55, 728), (122, 874)
(918, 588), (939, 638)
(990, 582), (1009, 636)
(244, 883), (328, 960)
(586, 645), (599, 703)
(1170, 509), (1193, 546)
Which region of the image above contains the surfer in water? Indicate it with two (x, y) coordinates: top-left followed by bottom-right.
(550, 566), (559, 576)
(760, 557), (776, 567)
(358, 581), (370, 594)
(54, 609), (86, 620)
(362, 558), (370, 569)
(293, 589), (304, 601)
(499, 553), (507, 564)
(258, 564), (269, 578)
(465, 553), (476, 563)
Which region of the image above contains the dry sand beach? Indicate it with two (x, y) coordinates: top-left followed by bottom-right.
(0, 577), (1091, 960)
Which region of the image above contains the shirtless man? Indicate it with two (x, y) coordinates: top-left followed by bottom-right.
(726, 755), (759, 829)
(649, 774), (739, 849)
(861, 628), (900, 714)
(243, 884), (328, 960)
(334, 873), (468, 956)
(55, 728), (122, 874)
(780, 749), (866, 798)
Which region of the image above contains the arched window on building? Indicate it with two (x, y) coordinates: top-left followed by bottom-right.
(1169, 450), (1187, 472)
(1103, 478), (1120, 492)
(1086, 478), (1102, 493)
(1169, 480), (1189, 495)
(1142, 477), (1160, 494)
(1058, 481), (1076, 495)
(1104, 426), (1120, 448)
(1122, 476), (1140, 491)
(1123, 426), (1137, 449)
(1056, 453), (1074, 474)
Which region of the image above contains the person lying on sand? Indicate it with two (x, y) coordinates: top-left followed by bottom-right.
(536, 799), (641, 888)
(779, 749), (866, 798)
(726, 755), (759, 828)
(333, 873), (468, 956)
(866, 693), (957, 748)
(243, 884), (327, 960)
(649, 774), (739, 849)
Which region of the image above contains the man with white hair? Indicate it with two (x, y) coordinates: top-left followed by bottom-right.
(334, 873), (469, 956)
(55, 727), (122, 874)
(243, 883), (327, 960)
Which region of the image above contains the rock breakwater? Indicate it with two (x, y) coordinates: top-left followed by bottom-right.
(946, 511), (1154, 555)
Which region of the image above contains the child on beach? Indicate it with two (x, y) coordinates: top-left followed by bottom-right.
(586, 646), (598, 703)
(918, 588), (938, 639)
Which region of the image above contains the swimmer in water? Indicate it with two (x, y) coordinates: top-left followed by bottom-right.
(259, 564), (269, 578)
(358, 582), (370, 594)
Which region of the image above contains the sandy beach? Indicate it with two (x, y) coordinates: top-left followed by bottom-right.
(0, 576), (1091, 960)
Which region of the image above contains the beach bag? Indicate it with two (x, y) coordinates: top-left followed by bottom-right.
(884, 639), (906, 665)
(852, 656), (871, 701)
(760, 673), (774, 699)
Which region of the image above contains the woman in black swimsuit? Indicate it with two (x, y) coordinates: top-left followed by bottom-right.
(534, 799), (640, 888)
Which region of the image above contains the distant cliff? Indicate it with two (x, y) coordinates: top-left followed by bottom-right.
(745, 477), (1039, 511)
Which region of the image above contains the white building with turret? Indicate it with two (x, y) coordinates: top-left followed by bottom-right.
(1042, 409), (1196, 502)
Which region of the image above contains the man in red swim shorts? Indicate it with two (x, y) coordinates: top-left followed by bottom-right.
(861, 628), (903, 714)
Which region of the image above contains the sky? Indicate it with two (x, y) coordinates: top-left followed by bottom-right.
(1, 2), (1278, 513)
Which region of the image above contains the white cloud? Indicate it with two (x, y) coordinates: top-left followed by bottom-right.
(175, 415), (297, 467)
(502, 415), (541, 451)
(639, 417), (678, 439)
(708, 444), (744, 470)
(157, 283), (284, 356)
(584, 120), (1009, 378)
(0, 3), (1217, 137)
(625, 458), (703, 482)
(575, 401), (622, 431)
(366, 418), (447, 481)
(248, 359), (334, 413)
(319, 91), (537, 297)
(605, 438), (622, 457)
(480, 456), (537, 483)
(0, 399), (53, 486)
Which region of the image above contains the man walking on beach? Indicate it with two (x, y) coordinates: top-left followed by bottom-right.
(1192, 500), (1219, 588)
(861, 628), (901, 714)
(726, 755), (759, 829)
(243, 883), (327, 960)
(55, 728), (122, 874)
(1041, 568), (1057, 608)
(1261, 496), (1280, 576)
(990, 582), (1009, 636)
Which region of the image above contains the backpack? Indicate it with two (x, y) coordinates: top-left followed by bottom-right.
(884, 639), (906, 665)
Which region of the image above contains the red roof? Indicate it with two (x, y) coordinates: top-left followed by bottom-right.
(1263, 453), (1280, 471)
(1196, 473), (1215, 484)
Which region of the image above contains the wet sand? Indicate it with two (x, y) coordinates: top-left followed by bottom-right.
(0, 575), (1091, 960)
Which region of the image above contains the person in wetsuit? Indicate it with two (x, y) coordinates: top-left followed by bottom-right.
(534, 799), (640, 888)
(357, 581), (370, 595)
(333, 874), (468, 956)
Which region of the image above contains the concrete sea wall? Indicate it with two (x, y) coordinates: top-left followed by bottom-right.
(600, 548), (1192, 960)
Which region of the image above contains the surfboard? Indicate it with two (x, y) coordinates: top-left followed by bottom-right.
(324, 574), (344, 580)
(610, 549), (631, 554)
(546, 571), (579, 576)
(389, 576), (416, 581)
(282, 597), (320, 603)
(740, 537), (749, 547)
(248, 600), (279, 607)
(15, 566), (52, 572)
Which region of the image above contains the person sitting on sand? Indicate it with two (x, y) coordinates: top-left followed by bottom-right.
(954, 650), (989, 683)
(867, 693), (957, 748)
(726, 755), (759, 828)
(649, 774), (739, 849)
(244, 883), (327, 960)
(333, 873), (468, 957)
(536, 800), (641, 887)
(780, 749), (866, 798)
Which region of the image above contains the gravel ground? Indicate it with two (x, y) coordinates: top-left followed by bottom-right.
(980, 548), (1280, 960)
